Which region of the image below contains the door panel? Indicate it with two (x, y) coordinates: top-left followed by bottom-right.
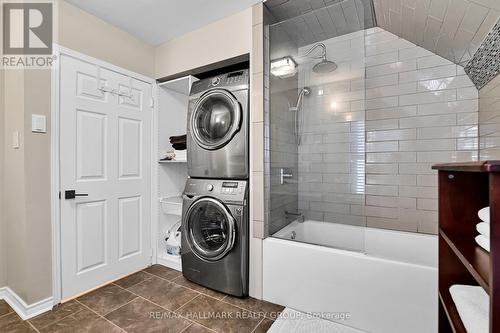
(118, 117), (142, 178)
(76, 200), (107, 273)
(118, 196), (142, 259)
(76, 110), (107, 180)
(60, 54), (152, 299)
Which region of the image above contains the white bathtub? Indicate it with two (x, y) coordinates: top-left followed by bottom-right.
(263, 220), (438, 333)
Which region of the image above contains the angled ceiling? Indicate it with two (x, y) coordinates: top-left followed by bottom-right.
(266, 0), (500, 69)
(266, 0), (376, 47)
(374, 0), (500, 67)
(64, 0), (262, 45)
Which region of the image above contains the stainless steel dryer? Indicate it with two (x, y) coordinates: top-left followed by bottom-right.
(181, 178), (248, 296)
(187, 69), (249, 179)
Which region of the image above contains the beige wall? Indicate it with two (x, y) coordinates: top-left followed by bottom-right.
(155, 7), (252, 79)
(1, 0), (155, 304)
(58, 1), (155, 77)
(479, 74), (500, 159)
(0, 69), (5, 287)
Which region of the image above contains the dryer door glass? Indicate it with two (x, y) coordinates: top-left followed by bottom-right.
(191, 89), (241, 150)
(186, 198), (236, 261)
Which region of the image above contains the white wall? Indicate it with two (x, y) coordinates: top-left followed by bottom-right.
(297, 27), (479, 235)
(479, 74), (500, 159)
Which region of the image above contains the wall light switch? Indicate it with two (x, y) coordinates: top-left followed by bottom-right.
(32, 114), (47, 133)
(12, 131), (20, 149)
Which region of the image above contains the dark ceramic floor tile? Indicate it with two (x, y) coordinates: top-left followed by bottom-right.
(143, 265), (182, 281)
(222, 296), (284, 319)
(0, 300), (14, 317)
(177, 295), (262, 333)
(0, 312), (37, 333)
(253, 318), (274, 333)
(77, 284), (137, 315)
(171, 276), (226, 300)
(114, 271), (152, 289)
(39, 308), (122, 333)
(182, 323), (215, 333)
(128, 276), (198, 311)
(29, 300), (84, 330)
(105, 298), (190, 333)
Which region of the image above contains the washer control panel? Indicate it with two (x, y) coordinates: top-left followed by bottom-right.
(183, 179), (247, 203)
(221, 181), (242, 195)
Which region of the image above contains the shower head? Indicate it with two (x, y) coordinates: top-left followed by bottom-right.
(313, 58), (338, 73)
(303, 43), (338, 74)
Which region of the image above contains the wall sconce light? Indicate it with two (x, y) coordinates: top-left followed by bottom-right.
(270, 57), (297, 78)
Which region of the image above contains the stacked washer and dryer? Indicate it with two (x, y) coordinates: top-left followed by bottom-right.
(181, 69), (250, 297)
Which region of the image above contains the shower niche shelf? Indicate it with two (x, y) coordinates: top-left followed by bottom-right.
(433, 161), (500, 333)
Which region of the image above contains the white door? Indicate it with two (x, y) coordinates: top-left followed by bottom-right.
(60, 54), (153, 299)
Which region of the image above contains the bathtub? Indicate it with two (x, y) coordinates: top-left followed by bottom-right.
(263, 220), (438, 333)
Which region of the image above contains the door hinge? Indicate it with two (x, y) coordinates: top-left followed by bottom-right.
(150, 97), (155, 108)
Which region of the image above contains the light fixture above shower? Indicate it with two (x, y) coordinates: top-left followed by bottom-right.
(270, 56), (297, 78)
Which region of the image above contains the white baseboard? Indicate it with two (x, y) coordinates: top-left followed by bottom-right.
(0, 287), (53, 320)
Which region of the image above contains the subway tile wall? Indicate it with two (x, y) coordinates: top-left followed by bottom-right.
(267, 16), (300, 235)
(479, 73), (500, 159)
(297, 27), (479, 235)
(298, 29), (367, 228)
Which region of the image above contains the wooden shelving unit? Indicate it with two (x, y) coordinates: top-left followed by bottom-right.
(433, 161), (500, 333)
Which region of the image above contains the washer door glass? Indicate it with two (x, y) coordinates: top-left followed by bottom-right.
(191, 89), (241, 150)
(186, 198), (235, 261)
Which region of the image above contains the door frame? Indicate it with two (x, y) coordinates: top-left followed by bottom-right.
(50, 45), (158, 304)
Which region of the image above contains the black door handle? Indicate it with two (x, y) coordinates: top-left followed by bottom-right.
(65, 190), (89, 200)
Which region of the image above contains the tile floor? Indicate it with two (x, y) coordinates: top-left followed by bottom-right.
(0, 265), (283, 333)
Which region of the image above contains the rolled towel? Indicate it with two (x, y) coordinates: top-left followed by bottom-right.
(449, 285), (488, 333)
(475, 235), (490, 252)
(476, 222), (490, 238)
(478, 207), (490, 224)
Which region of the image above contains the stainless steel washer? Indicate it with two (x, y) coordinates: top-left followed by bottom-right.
(187, 69), (249, 179)
(181, 179), (248, 296)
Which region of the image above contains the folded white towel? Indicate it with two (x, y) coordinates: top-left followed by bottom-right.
(449, 285), (489, 333)
(475, 235), (490, 252)
(478, 207), (490, 224)
(476, 222), (490, 238)
(174, 150), (187, 161)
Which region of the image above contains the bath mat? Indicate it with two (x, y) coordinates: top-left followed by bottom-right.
(268, 308), (365, 333)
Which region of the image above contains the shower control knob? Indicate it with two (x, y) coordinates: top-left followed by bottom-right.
(207, 184), (214, 192)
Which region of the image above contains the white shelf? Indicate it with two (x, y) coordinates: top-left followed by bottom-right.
(159, 196), (183, 216)
(159, 159), (187, 164)
(157, 252), (182, 272)
(158, 76), (192, 95)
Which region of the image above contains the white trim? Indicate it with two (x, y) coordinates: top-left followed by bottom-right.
(50, 44), (157, 305)
(50, 43), (62, 305)
(0, 287), (53, 320)
(151, 83), (159, 265)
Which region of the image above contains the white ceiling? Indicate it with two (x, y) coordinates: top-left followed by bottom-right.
(374, 0), (500, 66)
(64, 0), (262, 45)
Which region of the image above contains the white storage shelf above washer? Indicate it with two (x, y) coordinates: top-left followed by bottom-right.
(159, 196), (183, 216)
(158, 159), (187, 164)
